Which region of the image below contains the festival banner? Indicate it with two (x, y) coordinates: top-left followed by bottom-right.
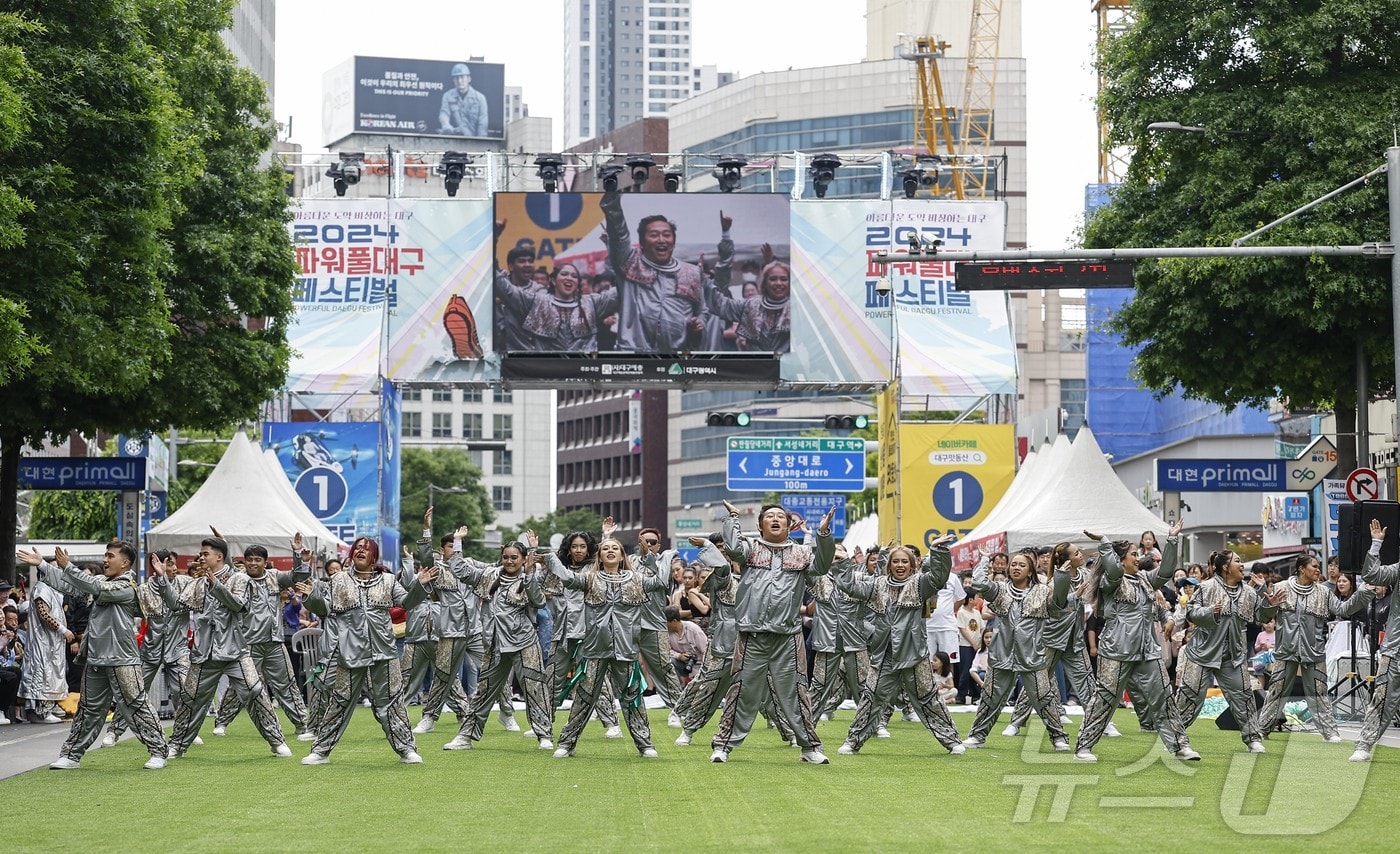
(877, 380), (901, 547)
(787, 199), (1015, 403)
(383, 199), (496, 382)
(897, 423), (1015, 552)
(263, 422), (382, 546)
(378, 379), (402, 561)
(286, 200), (394, 393)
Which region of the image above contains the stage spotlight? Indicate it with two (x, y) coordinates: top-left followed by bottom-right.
(808, 153), (842, 199)
(535, 153), (564, 193)
(625, 153), (656, 189)
(437, 151), (472, 197)
(714, 155), (747, 193)
(663, 168), (683, 193)
(326, 152), (364, 197)
(598, 163), (626, 193)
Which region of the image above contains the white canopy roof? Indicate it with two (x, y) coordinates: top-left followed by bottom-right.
(146, 432), (347, 558)
(1001, 426), (1167, 551)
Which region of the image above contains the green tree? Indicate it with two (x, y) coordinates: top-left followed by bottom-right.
(28, 490), (117, 541)
(500, 507), (606, 551)
(1086, 0), (1398, 469)
(0, 1), (296, 563)
(398, 447), (495, 562)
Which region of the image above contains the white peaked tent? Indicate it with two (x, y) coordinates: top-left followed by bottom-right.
(146, 433), (347, 558)
(1000, 426), (1167, 551)
(841, 512), (880, 550)
(961, 437), (1061, 545)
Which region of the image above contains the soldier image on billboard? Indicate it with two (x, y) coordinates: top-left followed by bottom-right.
(439, 62), (489, 137)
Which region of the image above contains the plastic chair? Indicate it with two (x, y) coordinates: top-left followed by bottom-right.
(291, 627), (323, 679)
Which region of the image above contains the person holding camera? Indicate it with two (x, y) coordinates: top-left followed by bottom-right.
(665, 606), (707, 686)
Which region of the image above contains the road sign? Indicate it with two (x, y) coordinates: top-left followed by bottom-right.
(1155, 436), (1338, 492)
(674, 518), (703, 531)
(1346, 468), (1380, 502)
(726, 437), (867, 492)
(781, 494), (847, 540)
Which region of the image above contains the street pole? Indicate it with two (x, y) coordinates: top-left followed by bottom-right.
(1389, 146), (1400, 496)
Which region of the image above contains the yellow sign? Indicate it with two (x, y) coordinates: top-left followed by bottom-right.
(877, 381), (900, 545)
(898, 423), (1015, 551)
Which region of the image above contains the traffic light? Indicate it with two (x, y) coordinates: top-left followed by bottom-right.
(707, 412), (752, 427)
(824, 414), (869, 430)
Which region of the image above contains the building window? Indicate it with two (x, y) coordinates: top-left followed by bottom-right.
(431, 412), (453, 438)
(493, 449), (513, 476)
(403, 411), (422, 438)
(401, 388), (421, 402)
(462, 413), (483, 439)
(494, 388), (513, 404)
(492, 485), (513, 513)
(432, 389), (453, 403)
(462, 388), (482, 403)
(493, 414), (513, 439)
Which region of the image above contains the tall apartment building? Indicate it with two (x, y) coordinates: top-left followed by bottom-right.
(397, 386), (556, 530)
(563, 0), (694, 148)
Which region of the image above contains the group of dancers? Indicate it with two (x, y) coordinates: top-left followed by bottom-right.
(17, 505), (1400, 769)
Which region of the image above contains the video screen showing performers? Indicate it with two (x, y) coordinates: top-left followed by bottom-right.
(492, 192), (793, 357)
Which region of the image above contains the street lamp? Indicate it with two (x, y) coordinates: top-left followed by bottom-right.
(427, 484), (470, 507)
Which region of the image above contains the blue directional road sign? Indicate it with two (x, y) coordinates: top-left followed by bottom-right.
(726, 437), (867, 492)
(781, 494), (847, 540)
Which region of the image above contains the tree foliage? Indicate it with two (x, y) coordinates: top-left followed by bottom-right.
(0, 0), (296, 564)
(1085, 0), (1400, 412)
(28, 490), (117, 541)
(398, 447), (496, 562)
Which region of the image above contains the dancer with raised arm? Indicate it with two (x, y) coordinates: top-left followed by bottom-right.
(709, 501), (835, 765)
(160, 535), (290, 759)
(21, 544), (169, 770)
(833, 537), (966, 757)
(541, 528), (621, 736)
(104, 550), (191, 747)
(1003, 541), (1119, 738)
(807, 543), (874, 720)
(1174, 549), (1282, 754)
(301, 537), (435, 765)
(1354, 518), (1400, 762)
(546, 519), (667, 758)
(1074, 520), (1195, 762)
(443, 531), (553, 751)
(961, 545), (1073, 751)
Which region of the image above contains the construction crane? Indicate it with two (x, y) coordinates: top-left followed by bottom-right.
(1093, 0), (1137, 183)
(900, 0), (1005, 200)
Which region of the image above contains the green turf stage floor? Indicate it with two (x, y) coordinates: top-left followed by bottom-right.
(4, 707), (1388, 851)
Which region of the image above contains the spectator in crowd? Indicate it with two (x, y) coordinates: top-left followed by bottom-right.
(669, 566), (711, 630)
(0, 601), (20, 724)
(1136, 531), (1163, 564)
(925, 558), (966, 668)
(665, 606), (708, 686)
(1325, 555), (1341, 591)
(969, 628), (993, 695)
(931, 651), (957, 706)
(283, 586), (306, 691)
(955, 592), (986, 703)
(1325, 573), (1370, 686)
(20, 565), (69, 723)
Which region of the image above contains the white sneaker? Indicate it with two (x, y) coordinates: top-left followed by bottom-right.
(552, 746), (575, 759)
(1349, 748), (1372, 763)
(0, 712), (9, 725)
(360, 698), (372, 707)
(604, 725), (623, 739)
(1052, 739), (1071, 752)
(640, 747), (659, 758)
(143, 755), (166, 770)
(1060, 714), (1072, 725)
(100, 733), (116, 747)
(710, 749), (728, 763)
(1104, 722), (1122, 738)
(949, 743), (967, 755)
(1324, 734), (1343, 744)
(1247, 741), (1265, 754)
(667, 711), (681, 729)
(800, 748), (830, 764)
(674, 731), (692, 746)
(212, 725), (226, 736)
(538, 738), (554, 750)
(41, 713), (62, 724)
(902, 711), (918, 722)
(1174, 747), (1201, 761)
(788, 737), (798, 747)
(192, 736), (204, 746)
(296, 731), (316, 743)
(820, 713), (832, 722)
(166, 746), (183, 759)
(413, 717), (436, 734)
(301, 752), (330, 765)
(443, 736), (472, 750)
(1001, 724), (1020, 737)
(837, 742), (857, 755)
(1075, 749), (1097, 762)
(961, 736), (985, 749)
(399, 751), (423, 764)
(876, 726), (891, 739)
(498, 711), (520, 731)
(49, 757), (80, 770)
(272, 743), (293, 757)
